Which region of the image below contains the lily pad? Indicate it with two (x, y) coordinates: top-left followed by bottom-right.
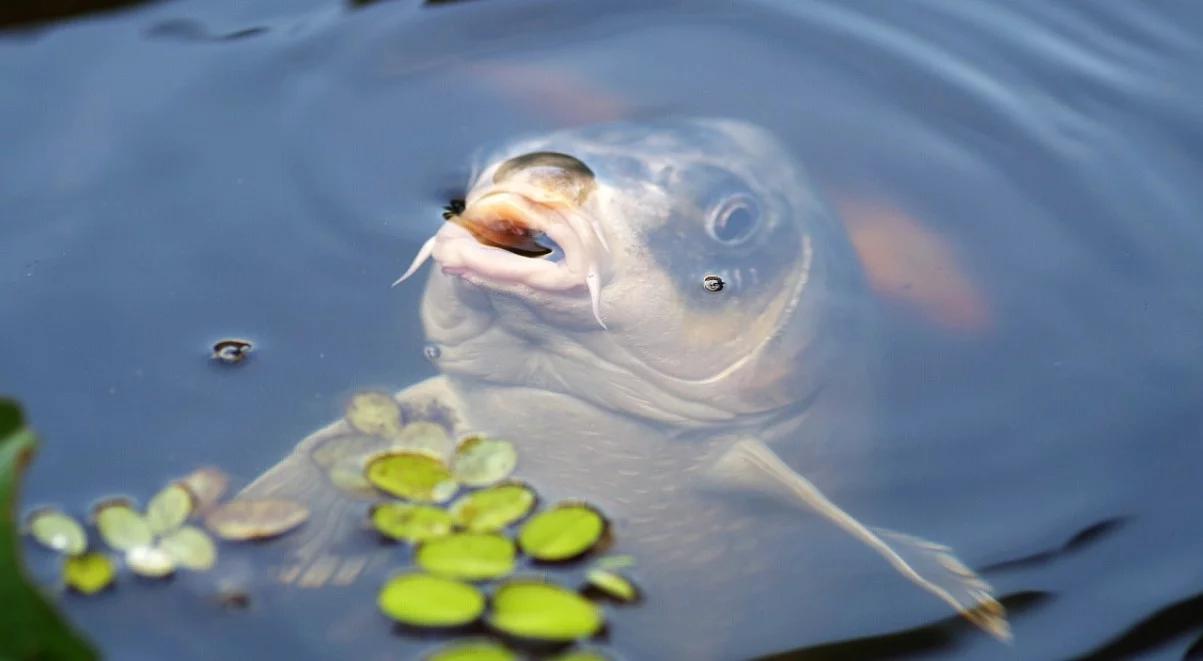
(346, 391), (404, 438)
(488, 580), (604, 642)
(378, 572), (485, 628)
(452, 437), (517, 487)
(425, 640), (518, 661)
(27, 508), (87, 556)
(178, 467), (228, 514)
(366, 451), (458, 503)
(416, 532), (516, 581)
(146, 484), (193, 536)
(205, 498), (309, 541)
(585, 569), (639, 603)
(125, 545), (175, 578)
(63, 553), (115, 595)
(93, 500), (152, 552)
(517, 504), (606, 562)
(449, 483), (536, 532)
(159, 526), (217, 571)
(371, 503), (454, 544)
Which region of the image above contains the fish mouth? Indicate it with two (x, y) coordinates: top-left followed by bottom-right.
(393, 188), (611, 328)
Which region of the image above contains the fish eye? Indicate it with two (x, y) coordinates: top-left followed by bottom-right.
(706, 193), (761, 245)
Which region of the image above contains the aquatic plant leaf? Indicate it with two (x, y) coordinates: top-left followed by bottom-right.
(346, 391), (404, 438)
(205, 498), (309, 541)
(425, 640), (518, 661)
(377, 572), (485, 627)
(366, 451), (458, 503)
(63, 553), (115, 595)
(146, 484), (193, 536)
(592, 555), (634, 571)
(416, 533), (516, 581)
(517, 504), (606, 562)
(159, 526), (217, 571)
(585, 569), (639, 603)
(488, 580), (603, 641)
(449, 483), (536, 532)
(452, 437), (517, 487)
(27, 508), (87, 556)
(94, 500), (153, 552)
(125, 545), (176, 578)
(371, 503), (454, 544)
(396, 421), (455, 460)
(178, 467), (228, 515)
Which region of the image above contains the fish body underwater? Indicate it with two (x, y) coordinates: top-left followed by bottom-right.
(239, 119), (1006, 657)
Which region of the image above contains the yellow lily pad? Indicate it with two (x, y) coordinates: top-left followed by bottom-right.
(146, 484), (193, 536)
(416, 533), (515, 581)
(94, 499), (152, 552)
(451, 437), (517, 487)
(425, 640), (518, 661)
(345, 391), (404, 438)
(585, 568), (639, 603)
(517, 504), (606, 562)
(365, 452), (458, 503)
(371, 503), (454, 544)
(159, 525), (217, 571)
(378, 572), (484, 628)
(488, 580), (603, 641)
(27, 508), (87, 556)
(205, 498), (309, 541)
(449, 483), (536, 532)
(63, 552), (115, 595)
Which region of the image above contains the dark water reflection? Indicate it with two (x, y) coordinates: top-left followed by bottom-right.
(3, 1), (1203, 658)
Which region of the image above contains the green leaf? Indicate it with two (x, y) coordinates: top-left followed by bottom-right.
(449, 482), (536, 533)
(93, 499), (153, 551)
(416, 532), (516, 581)
(377, 572), (485, 627)
(125, 545), (176, 578)
(159, 525), (217, 571)
(146, 483), (193, 536)
(371, 502), (454, 544)
(424, 640), (518, 661)
(0, 399), (98, 659)
(345, 391), (404, 438)
(487, 580), (603, 641)
(585, 568), (639, 603)
(27, 508), (87, 556)
(451, 437), (517, 487)
(365, 451), (458, 503)
(204, 498), (309, 541)
(517, 504), (606, 562)
(63, 552), (115, 595)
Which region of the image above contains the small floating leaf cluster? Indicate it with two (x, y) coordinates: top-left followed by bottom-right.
(342, 392), (641, 659)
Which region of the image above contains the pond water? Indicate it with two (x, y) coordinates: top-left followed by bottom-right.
(4, 1), (1203, 659)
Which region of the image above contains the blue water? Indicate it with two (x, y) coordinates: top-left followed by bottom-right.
(3, 1), (1203, 658)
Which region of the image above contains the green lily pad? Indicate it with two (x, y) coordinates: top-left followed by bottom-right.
(451, 437), (517, 487)
(449, 482), (536, 533)
(159, 525), (217, 571)
(27, 508), (87, 556)
(146, 484), (193, 536)
(205, 498), (309, 541)
(517, 504), (606, 562)
(378, 572), (485, 628)
(93, 500), (152, 552)
(365, 452), (458, 503)
(425, 640), (518, 661)
(488, 580), (604, 642)
(416, 533), (515, 581)
(346, 391), (404, 438)
(125, 545), (175, 578)
(585, 568), (639, 603)
(63, 552), (115, 595)
(371, 503), (454, 544)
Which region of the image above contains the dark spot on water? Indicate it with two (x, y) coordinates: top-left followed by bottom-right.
(1085, 590), (1203, 659)
(146, 19), (268, 43)
(981, 516), (1127, 573)
(212, 339), (253, 365)
(703, 275), (725, 292)
(216, 589), (251, 611)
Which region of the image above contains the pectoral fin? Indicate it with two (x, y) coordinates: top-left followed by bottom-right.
(705, 438), (1010, 641)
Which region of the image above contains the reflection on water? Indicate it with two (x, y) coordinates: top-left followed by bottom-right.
(3, 1), (1203, 659)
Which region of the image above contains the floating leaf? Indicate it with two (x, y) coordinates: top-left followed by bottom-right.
(488, 580), (603, 641)
(146, 484), (193, 536)
(416, 533), (515, 581)
(377, 572), (484, 627)
(159, 526), (217, 571)
(517, 504), (606, 562)
(365, 452), (457, 503)
(27, 509), (87, 556)
(345, 391), (404, 438)
(449, 483), (536, 532)
(371, 503), (454, 544)
(63, 553), (115, 595)
(451, 437), (517, 487)
(425, 640), (518, 661)
(592, 555), (634, 571)
(94, 500), (152, 552)
(178, 467), (228, 514)
(205, 498), (309, 541)
(585, 569), (639, 603)
(396, 422), (455, 460)
(125, 545), (175, 578)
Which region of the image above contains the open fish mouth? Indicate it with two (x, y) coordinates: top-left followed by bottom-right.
(393, 188), (611, 328)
